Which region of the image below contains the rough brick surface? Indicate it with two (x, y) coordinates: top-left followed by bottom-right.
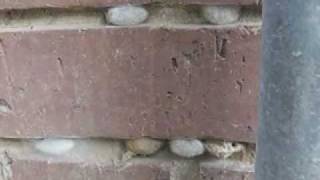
(200, 160), (255, 180)
(0, 26), (260, 142)
(0, 0), (258, 10)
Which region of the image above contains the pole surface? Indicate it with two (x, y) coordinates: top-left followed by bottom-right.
(256, 0), (320, 179)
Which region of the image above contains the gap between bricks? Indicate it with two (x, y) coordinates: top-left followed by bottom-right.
(0, 138), (255, 179)
(0, 3), (262, 29)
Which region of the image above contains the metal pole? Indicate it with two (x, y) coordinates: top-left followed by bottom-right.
(256, 0), (320, 179)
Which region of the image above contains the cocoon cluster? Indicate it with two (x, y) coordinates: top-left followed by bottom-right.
(34, 138), (75, 155)
(170, 139), (205, 158)
(126, 137), (164, 155)
(106, 5), (148, 26)
(202, 5), (241, 25)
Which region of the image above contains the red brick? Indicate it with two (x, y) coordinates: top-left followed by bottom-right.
(0, 26), (260, 142)
(200, 159), (255, 180)
(0, 0), (258, 10)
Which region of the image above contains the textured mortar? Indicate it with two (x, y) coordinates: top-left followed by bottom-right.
(0, 9), (105, 28)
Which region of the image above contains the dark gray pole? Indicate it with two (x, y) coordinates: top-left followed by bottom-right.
(256, 0), (320, 179)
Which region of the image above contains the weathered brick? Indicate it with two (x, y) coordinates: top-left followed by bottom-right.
(200, 159), (255, 180)
(0, 0), (258, 10)
(0, 26), (260, 142)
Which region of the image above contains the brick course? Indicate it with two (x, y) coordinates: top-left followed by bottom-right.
(0, 26), (260, 142)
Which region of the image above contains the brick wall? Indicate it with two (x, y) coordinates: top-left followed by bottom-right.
(0, 0), (261, 179)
